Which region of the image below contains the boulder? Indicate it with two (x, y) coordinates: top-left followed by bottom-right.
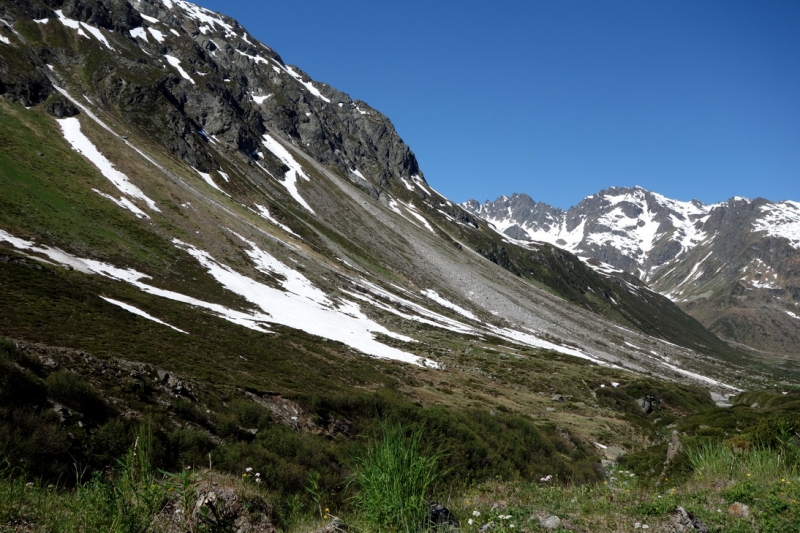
(728, 502), (750, 518)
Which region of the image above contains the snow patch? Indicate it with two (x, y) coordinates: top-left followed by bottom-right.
(251, 93), (272, 104)
(130, 27), (148, 41)
(235, 49), (269, 65)
(101, 297), (187, 333)
(193, 168), (226, 195)
(175, 237), (431, 366)
(260, 134), (315, 213)
(57, 117), (159, 212)
(92, 189), (149, 219)
(754, 201), (800, 249)
(420, 289), (478, 321)
(0, 230), (432, 367)
(284, 66), (331, 102)
(253, 204), (299, 237)
(55, 10), (113, 50)
(164, 55), (195, 84)
(147, 27), (165, 42)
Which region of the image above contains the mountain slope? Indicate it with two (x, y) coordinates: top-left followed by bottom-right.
(1, 0), (782, 422)
(463, 188), (800, 360)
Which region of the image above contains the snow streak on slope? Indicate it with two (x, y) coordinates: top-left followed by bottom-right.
(284, 66), (331, 103)
(172, 237), (433, 366)
(420, 289), (478, 321)
(0, 230), (433, 367)
(253, 205), (299, 236)
(57, 117), (159, 212)
(193, 168), (225, 194)
(91, 189), (149, 219)
(260, 134), (315, 213)
(754, 201), (800, 249)
(100, 296), (188, 333)
(164, 55), (195, 84)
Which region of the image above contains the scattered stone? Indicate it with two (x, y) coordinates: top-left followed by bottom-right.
(539, 515), (561, 530)
(45, 99), (79, 118)
(728, 502), (750, 518)
(546, 407), (556, 412)
(669, 506), (709, 532)
(636, 394), (660, 414)
(479, 521), (494, 532)
(428, 502), (459, 530)
(604, 446), (626, 461)
(552, 394), (565, 402)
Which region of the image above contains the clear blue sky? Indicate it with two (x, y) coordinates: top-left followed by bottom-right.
(193, 0), (799, 209)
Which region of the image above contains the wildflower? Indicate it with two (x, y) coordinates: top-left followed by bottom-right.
(325, 508), (329, 512)
(782, 478), (786, 482)
(472, 511), (481, 517)
(255, 478), (262, 483)
(245, 467), (253, 472)
(540, 474), (553, 482)
(324, 515), (328, 519)
(468, 519), (474, 526)
(255, 472), (261, 477)
(510, 525), (515, 529)
(186, 466), (192, 470)
(664, 477), (669, 482)
(242, 473), (247, 477)
(747, 473), (751, 477)
(25, 482), (33, 488)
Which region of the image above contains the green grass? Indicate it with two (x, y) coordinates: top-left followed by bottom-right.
(347, 422), (441, 533)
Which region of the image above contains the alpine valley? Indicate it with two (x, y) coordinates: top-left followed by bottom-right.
(1, 0), (800, 530)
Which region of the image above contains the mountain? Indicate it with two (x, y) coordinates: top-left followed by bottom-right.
(462, 187), (800, 360)
(3, 0), (798, 498)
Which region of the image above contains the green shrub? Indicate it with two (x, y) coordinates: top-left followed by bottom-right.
(45, 370), (110, 420)
(348, 421), (441, 533)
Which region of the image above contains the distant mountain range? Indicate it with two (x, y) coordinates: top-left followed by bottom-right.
(462, 188), (800, 359)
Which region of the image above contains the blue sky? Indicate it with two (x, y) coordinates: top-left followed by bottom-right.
(194, 0), (799, 209)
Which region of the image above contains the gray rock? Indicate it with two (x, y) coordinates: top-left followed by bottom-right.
(552, 394), (565, 402)
(539, 515), (561, 530)
(728, 502), (750, 518)
(604, 446), (626, 461)
(669, 506), (709, 532)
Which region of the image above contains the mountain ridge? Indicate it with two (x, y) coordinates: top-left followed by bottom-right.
(462, 187), (800, 359)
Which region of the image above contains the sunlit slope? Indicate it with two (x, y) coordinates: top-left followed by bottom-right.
(0, 0), (775, 394)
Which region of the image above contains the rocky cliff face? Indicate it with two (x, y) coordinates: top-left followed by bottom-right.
(463, 188), (800, 358)
(1, 0), (422, 196)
